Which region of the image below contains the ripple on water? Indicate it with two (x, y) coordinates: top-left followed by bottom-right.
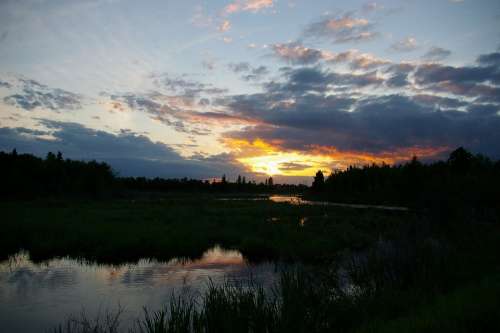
(0, 246), (280, 333)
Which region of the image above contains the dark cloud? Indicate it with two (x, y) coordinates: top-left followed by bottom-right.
(108, 92), (212, 135)
(151, 74), (228, 97)
(3, 78), (82, 111)
(383, 63), (415, 88)
(415, 53), (500, 86)
(415, 64), (500, 86)
(252, 67), (382, 100)
(228, 62), (251, 73)
(243, 66), (269, 81)
(304, 12), (378, 44)
(218, 54), (500, 158)
(0, 120), (245, 179)
(422, 46), (452, 61)
(477, 52), (500, 67)
(0, 80), (11, 88)
(228, 62), (269, 81)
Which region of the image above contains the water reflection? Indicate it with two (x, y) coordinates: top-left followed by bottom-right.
(218, 195), (408, 211)
(269, 195), (408, 211)
(0, 247), (279, 333)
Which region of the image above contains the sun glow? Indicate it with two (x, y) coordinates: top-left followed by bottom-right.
(238, 152), (333, 176)
(228, 138), (449, 177)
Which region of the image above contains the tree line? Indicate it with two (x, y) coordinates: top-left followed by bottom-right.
(310, 147), (500, 221)
(0, 150), (115, 199)
(0, 150), (306, 199)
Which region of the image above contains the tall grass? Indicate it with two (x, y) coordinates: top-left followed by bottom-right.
(50, 244), (500, 333)
(51, 306), (123, 333)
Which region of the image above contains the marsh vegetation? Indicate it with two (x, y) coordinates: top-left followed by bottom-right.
(1, 148), (499, 332)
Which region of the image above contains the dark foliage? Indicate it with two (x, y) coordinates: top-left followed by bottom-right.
(0, 149), (306, 200)
(0, 149), (115, 199)
(118, 175), (304, 195)
(310, 147), (500, 223)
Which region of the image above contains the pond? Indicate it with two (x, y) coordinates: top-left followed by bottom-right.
(269, 195), (408, 211)
(0, 247), (280, 333)
(220, 195), (408, 211)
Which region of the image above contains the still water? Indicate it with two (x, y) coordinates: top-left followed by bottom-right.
(0, 247), (279, 333)
(268, 195), (408, 211)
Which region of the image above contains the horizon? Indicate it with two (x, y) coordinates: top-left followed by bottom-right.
(1, 0), (500, 184)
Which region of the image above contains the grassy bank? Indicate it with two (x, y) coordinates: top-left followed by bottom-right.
(4, 197), (500, 332)
(0, 196), (409, 263)
(50, 218), (500, 333)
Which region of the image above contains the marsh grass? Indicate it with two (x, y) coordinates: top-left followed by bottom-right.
(50, 222), (500, 333)
(0, 197), (409, 263)
(51, 306), (123, 333)
(8, 197), (500, 332)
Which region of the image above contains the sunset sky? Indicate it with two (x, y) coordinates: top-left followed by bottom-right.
(1, 0), (499, 183)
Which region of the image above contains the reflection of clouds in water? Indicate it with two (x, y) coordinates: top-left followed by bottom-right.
(0, 247), (280, 333)
(1, 252), (78, 296)
(116, 246), (265, 288)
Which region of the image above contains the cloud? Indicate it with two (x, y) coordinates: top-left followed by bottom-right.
(327, 49), (390, 69)
(228, 62), (251, 73)
(413, 54), (500, 99)
(151, 74), (228, 97)
(223, 0), (274, 15)
(107, 92), (214, 135)
(3, 77), (82, 111)
(390, 37), (419, 52)
(228, 62), (269, 81)
(218, 20), (231, 32)
(383, 63), (416, 87)
(0, 80), (12, 88)
(0, 120), (246, 179)
(272, 42), (332, 65)
(215, 52), (500, 161)
(304, 13), (378, 43)
(270, 43), (390, 69)
(422, 46), (452, 61)
(477, 52), (500, 67)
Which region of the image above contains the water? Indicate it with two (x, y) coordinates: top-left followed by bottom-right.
(0, 247), (279, 333)
(219, 195), (408, 211)
(268, 195), (409, 211)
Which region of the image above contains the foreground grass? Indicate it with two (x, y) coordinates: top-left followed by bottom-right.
(0, 196), (409, 263)
(4, 197), (500, 332)
(52, 264), (500, 333)
(356, 275), (500, 333)
(45, 208), (500, 333)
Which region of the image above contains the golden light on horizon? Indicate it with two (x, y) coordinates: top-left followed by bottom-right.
(238, 152), (333, 176)
(227, 138), (451, 177)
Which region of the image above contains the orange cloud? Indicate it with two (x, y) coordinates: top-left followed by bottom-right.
(223, 0), (274, 15)
(310, 145), (450, 169)
(224, 138), (450, 176)
(326, 17), (369, 30)
(218, 20), (231, 32)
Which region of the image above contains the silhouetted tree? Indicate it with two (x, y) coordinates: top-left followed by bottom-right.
(448, 147), (473, 172)
(312, 170), (325, 191)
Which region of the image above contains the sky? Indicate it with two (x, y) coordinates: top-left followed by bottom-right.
(0, 0), (499, 183)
